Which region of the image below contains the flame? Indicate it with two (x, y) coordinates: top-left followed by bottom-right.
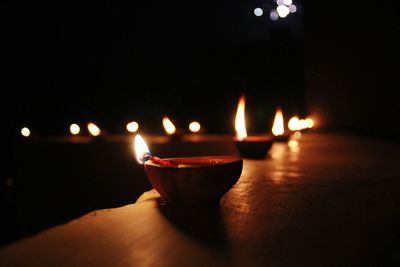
(162, 116), (176, 135)
(235, 95), (247, 141)
(134, 134), (151, 164)
(305, 118), (314, 128)
(288, 116), (314, 131)
(70, 123), (80, 135)
(126, 121), (139, 133)
(87, 123), (101, 136)
(188, 121), (201, 133)
(21, 127), (30, 137)
(288, 116), (300, 131)
(272, 108), (285, 136)
(298, 119), (308, 130)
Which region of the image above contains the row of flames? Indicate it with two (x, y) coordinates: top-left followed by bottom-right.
(235, 95), (314, 141)
(20, 96), (314, 138)
(19, 119), (202, 138)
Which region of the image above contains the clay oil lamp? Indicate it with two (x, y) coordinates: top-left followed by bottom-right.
(134, 134), (243, 205)
(233, 95), (273, 159)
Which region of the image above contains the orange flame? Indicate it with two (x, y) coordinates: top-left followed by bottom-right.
(188, 121), (201, 133)
(162, 116), (176, 135)
(134, 134), (151, 164)
(126, 121), (139, 133)
(87, 123), (101, 136)
(305, 118), (314, 128)
(235, 95), (247, 141)
(21, 127), (30, 137)
(288, 116), (299, 131)
(70, 123), (80, 135)
(272, 108), (285, 136)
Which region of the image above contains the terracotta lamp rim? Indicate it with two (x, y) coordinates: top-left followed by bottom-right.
(145, 155), (241, 169)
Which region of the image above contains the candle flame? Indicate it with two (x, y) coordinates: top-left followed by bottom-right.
(126, 121), (139, 133)
(70, 123), (80, 135)
(188, 121), (201, 133)
(21, 127), (30, 137)
(288, 116), (315, 131)
(87, 123), (101, 136)
(235, 95), (247, 141)
(305, 118), (314, 128)
(134, 134), (151, 164)
(272, 108), (285, 136)
(162, 116), (176, 135)
(288, 116), (300, 131)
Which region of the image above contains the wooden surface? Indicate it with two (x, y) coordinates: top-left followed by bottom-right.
(1, 134), (400, 266)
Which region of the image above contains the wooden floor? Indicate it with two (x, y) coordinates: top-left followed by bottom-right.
(1, 133), (400, 266)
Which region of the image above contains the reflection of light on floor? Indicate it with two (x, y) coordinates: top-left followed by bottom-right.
(288, 140), (300, 162)
(271, 143), (286, 160)
(291, 131), (302, 140)
(288, 140), (299, 152)
(269, 139), (302, 183)
(271, 170), (285, 184)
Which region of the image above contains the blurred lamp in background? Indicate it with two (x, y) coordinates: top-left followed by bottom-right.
(188, 121), (201, 133)
(87, 123), (101, 136)
(70, 123), (80, 135)
(21, 127), (30, 137)
(126, 121), (139, 133)
(162, 116), (176, 135)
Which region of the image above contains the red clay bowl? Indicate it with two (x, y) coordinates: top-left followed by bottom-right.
(144, 155), (243, 205)
(271, 133), (291, 142)
(234, 136), (273, 159)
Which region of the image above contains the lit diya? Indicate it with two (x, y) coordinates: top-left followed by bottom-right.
(271, 107), (291, 142)
(188, 121), (202, 134)
(134, 134), (243, 205)
(87, 122), (102, 137)
(288, 116), (315, 133)
(233, 95), (273, 159)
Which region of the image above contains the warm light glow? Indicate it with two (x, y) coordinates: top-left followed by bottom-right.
(270, 10), (279, 21)
(272, 108), (285, 136)
(134, 134), (151, 164)
(298, 119), (308, 130)
(254, 7), (263, 16)
(235, 95), (247, 141)
(126, 121), (139, 133)
(277, 5), (290, 18)
(288, 116), (300, 131)
(283, 0), (292, 6)
(70, 123), (80, 135)
(87, 123), (101, 136)
(288, 140), (299, 152)
(288, 116), (314, 131)
(305, 118), (314, 128)
(291, 131), (302, 140)
(21, 127), (30, 137)
(188, 121), (201, 133)
(162, 116), (176, 135)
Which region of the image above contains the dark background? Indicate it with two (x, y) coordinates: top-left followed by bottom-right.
(2, 3), (305, 136)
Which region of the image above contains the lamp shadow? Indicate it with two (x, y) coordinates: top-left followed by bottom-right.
(156, 200), (230, 250)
